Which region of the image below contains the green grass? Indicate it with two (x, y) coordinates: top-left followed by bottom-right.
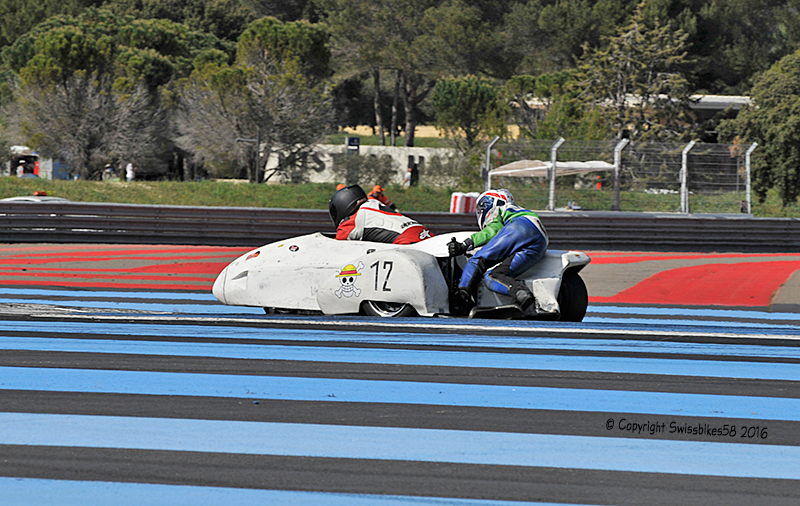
(3, 176), (799, 217)
(0, 177), (456, 212)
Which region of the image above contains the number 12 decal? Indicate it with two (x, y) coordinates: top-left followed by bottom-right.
(370, 260), (393, 291)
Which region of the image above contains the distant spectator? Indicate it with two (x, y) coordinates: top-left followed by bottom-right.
(403, 167), (412, 188)
(126, 163), (136, 182)
(103, 164), (115, 181)
(367, 185), (397, 211)
(16, 162), (24, 178)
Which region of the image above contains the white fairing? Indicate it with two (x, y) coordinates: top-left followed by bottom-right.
(477, 250), (591, 315)
(212, 231), (590, 318)
(317, 248), (449, 316)
(212, 233), (471, 316)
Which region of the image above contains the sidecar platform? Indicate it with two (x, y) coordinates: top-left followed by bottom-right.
(468, 304), (527, 320)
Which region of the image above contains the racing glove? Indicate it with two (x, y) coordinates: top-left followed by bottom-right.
(448, 238), (474, 257)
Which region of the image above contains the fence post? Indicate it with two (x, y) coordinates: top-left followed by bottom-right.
(680, 140), (696, 213)
(745, 142), (758, 214)
(483, 135), (500, 192)
(612, 139), (629, 211)
(548, 137), (565, 211)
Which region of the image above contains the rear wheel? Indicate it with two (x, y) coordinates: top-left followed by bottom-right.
(361, 301), (417, 317)
(557, 271), (588, 322)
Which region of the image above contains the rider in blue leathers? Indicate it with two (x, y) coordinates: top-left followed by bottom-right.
(448, 189), (548, 309)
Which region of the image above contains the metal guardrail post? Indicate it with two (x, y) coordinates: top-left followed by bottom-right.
(483, 135), (500, 192)
(680, 140), (696, 214)
(745, 142), (757, 214)
(612, 139), (629, 211)
(547, 137), (565, 211)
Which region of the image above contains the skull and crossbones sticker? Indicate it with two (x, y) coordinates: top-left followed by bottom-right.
(334, 262), (364, 298)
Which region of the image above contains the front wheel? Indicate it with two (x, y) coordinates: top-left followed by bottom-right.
(557, 271), (588, 322)
(361, 300), (417, 317)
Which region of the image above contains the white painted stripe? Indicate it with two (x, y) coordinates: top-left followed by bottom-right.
(61, 315), (800, 341)
(0, 288), (217, 301)
(4, 319), (800, 347)
(0, 297), (264, 314)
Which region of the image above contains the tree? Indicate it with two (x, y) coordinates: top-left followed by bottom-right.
(235, 16), (331, 83)
(175, 17), (334, 182)
(502, 71), (608, 141)
(499, 0), (633, 76)
(324, 0), (403, 145)
(330, 75), (375, 129)
(689, 0), (792, 94)
(718, 50), (800, 205)
(534, 94), (610, 141)
(379, 0), (441, 147)
(431, 75), (504, 152)
(576, 4), (694, 141)
(104, 0), (257, 42)
(417, 0), (506, 78)
(174, 60), (254, 179)
(324, 0), (439, 147)
(503, 72), (569, 139)
(9, 73), (167, 176)
(0, 0), (103, 47)
(243, 0), (317, 22)
(1, 8), (227, 178)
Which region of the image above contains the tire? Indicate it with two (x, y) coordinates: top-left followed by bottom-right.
(557, 270), (588, 322)
(361, 300), (417, 317)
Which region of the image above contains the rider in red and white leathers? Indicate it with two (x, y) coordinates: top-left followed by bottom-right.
(329, 185), (433, 244)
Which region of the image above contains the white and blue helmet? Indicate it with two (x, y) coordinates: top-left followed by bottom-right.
(475, 189), (512, 229)
(497, 188), (514, 205)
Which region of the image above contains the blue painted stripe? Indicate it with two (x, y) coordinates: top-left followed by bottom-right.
(3, 320), (800, 360)
(5, 286), (800, 337)
(0, 477), (558, 506)
(583, 315), (800, 331)
(1, 414), (798, 480)
(2, 366), (798, 420)
(590, 305), (800, 322)
(3, 337), (800, 382)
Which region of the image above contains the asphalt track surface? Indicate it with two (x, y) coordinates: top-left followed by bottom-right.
(1, 244), (800, 505)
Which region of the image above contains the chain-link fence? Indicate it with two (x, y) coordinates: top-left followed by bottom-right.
(486, 139), (756, 214)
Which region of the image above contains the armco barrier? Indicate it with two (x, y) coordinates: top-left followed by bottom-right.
(1, 201), (799, 252)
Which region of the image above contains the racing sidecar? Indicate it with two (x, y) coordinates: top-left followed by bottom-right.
(212, 232), (591, 320)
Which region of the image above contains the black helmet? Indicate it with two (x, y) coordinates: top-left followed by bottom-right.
(329, 184), (368, 226)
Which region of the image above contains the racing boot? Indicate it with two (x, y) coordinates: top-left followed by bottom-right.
(449, 287), (475, 315)
(512, 281), (535, 311)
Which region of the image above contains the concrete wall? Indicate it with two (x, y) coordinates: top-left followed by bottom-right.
(265, 143), (458, 185)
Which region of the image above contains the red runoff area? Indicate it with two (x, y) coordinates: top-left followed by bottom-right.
(590, 252), (800, 307)
(0, 245), (251, 292)
(1, 245), (799, 306)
